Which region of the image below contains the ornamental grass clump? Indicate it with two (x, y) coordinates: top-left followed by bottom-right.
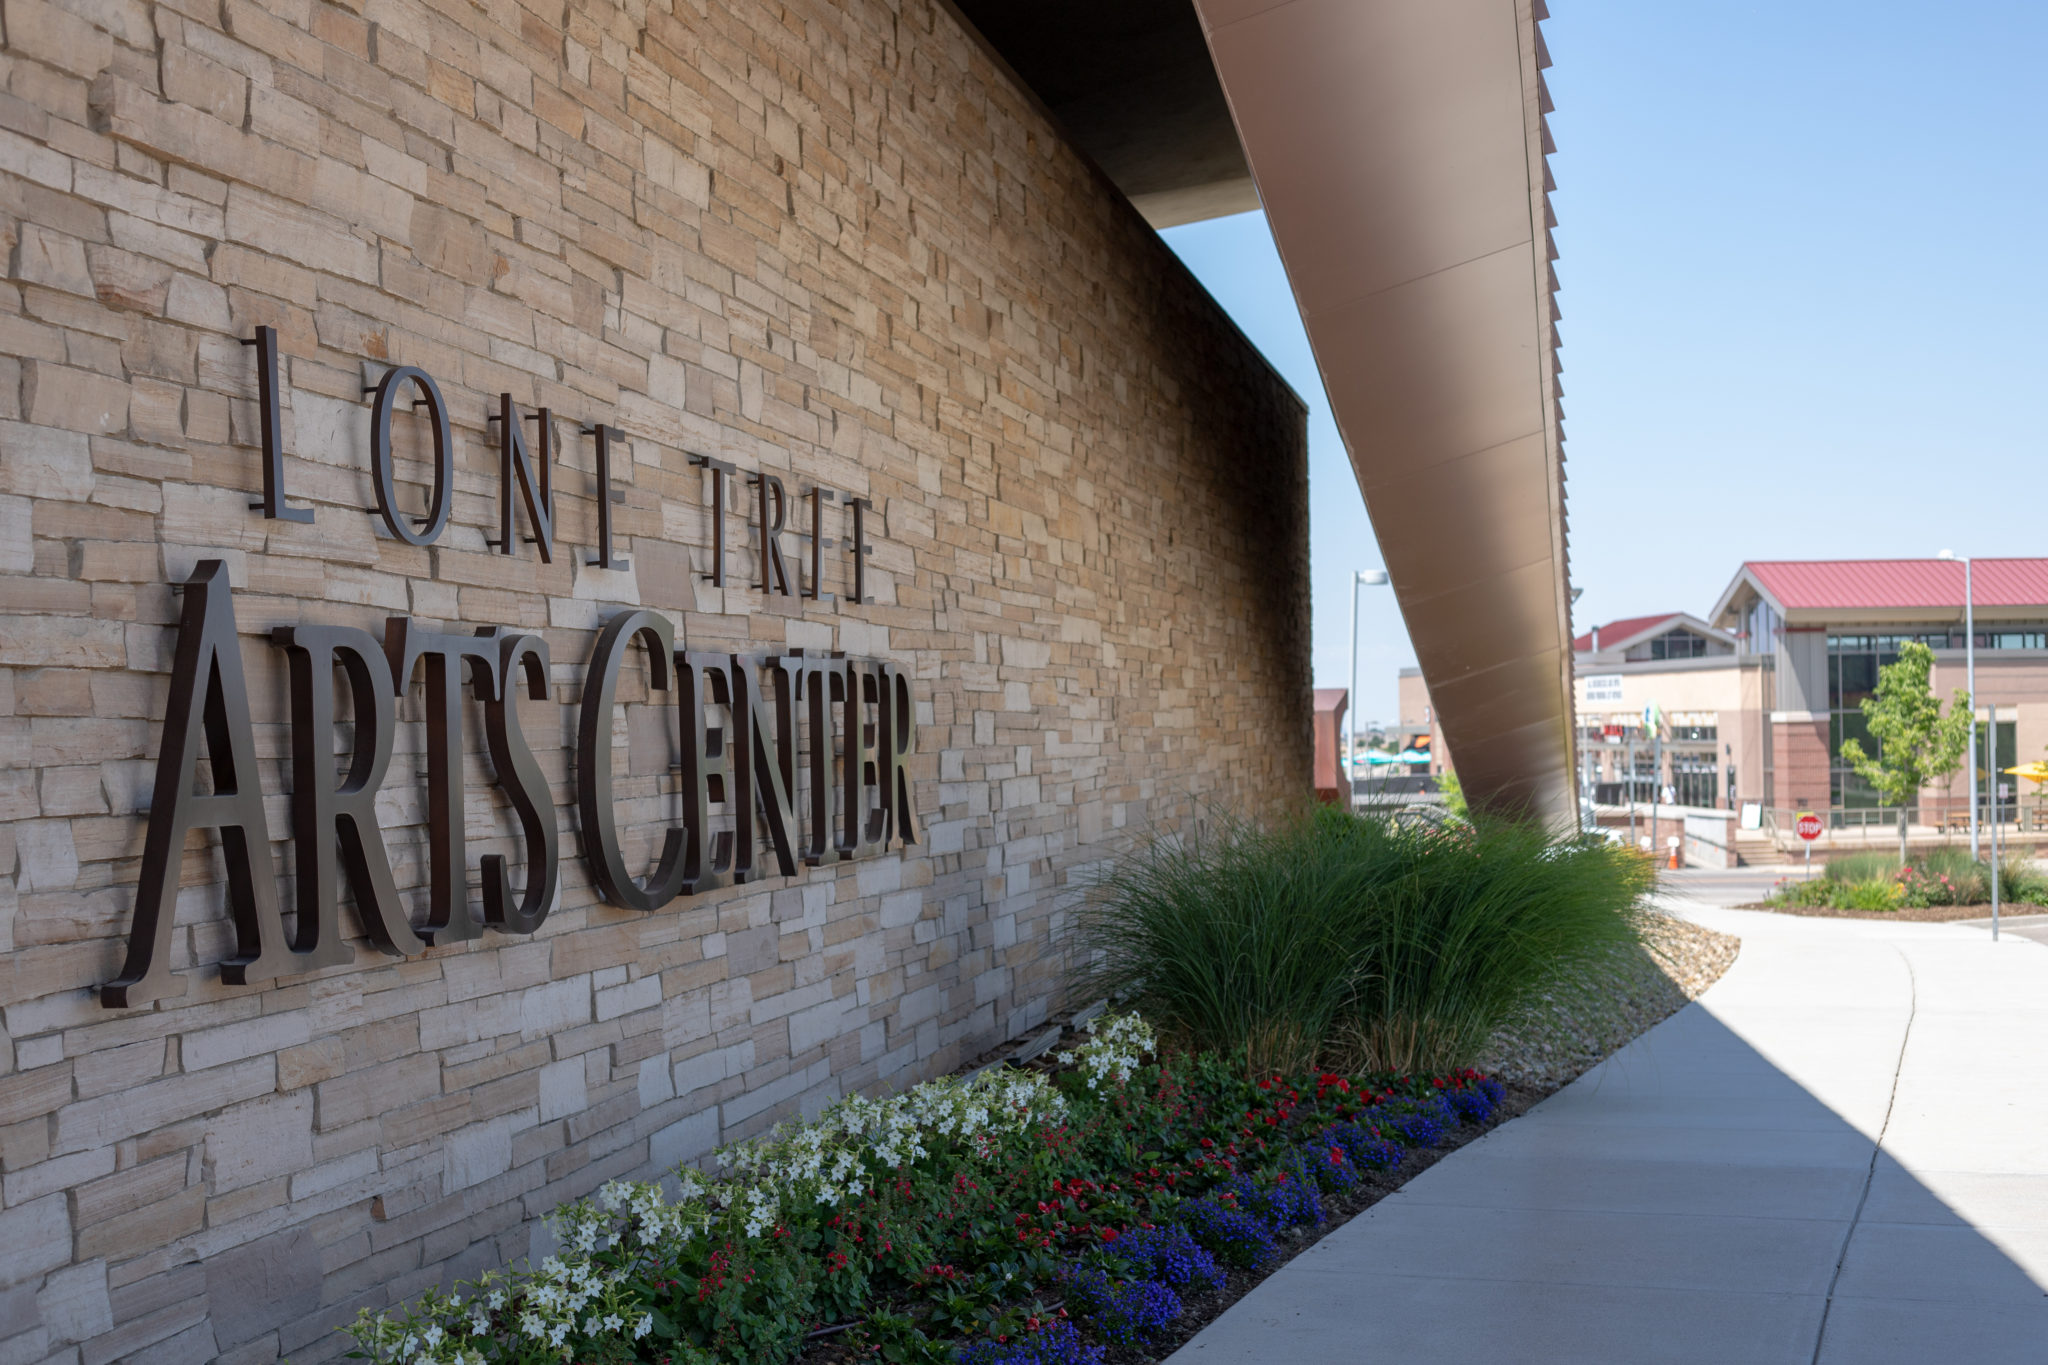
(1079, 806), (1648, 1075)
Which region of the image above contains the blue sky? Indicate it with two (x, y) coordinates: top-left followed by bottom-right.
(1164, 0), (2048, 725)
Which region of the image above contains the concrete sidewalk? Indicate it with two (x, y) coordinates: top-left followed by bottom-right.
(1166, 904), (2048, 1363)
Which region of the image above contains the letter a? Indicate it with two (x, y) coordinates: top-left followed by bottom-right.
(104, 562), (295, 1007)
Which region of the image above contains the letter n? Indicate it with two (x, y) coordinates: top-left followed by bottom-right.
(496, 394), (555, 561)
(104, 562), (299, 1007)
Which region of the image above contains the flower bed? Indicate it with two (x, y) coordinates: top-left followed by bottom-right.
(347, 1015), (1509, 1364)
(1761, 847), (2048, 914)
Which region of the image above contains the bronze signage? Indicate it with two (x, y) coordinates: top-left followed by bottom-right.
(101, 338), (917, 1009)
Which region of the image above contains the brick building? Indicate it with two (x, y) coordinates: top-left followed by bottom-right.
(0, 0), (1317, 1357)
(1572, 559), (2048, 826)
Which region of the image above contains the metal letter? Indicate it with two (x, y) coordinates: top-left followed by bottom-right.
(494, 396), (555, 562)
(882, 661), (919, 846)
(690, 453), (736, 586)
(582, 423), (629, 570)
(804, 487), (837, 604)
(838, 657), (886, 860)
(273, 624), (421, 958)
(477, 631), (558, 934)
(790, 651), (844, 867)
(242, 326), (313, 523)
(849, 496), (876, 605)
(386, 619), (502, 943)
(367, 365), (454, 546)
(105, 562), (286, 1006)
(752, 472), (791, 595)
(577, 610), (685, 910)
(731, 654), (799, 882)
(676, 650), (737, 896)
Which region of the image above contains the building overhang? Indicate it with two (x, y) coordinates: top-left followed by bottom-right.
(948, 0), (1575, 824)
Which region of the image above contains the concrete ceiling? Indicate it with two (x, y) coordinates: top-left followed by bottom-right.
(948, 0), (1576, 824)
(947, 0), (1257, 227)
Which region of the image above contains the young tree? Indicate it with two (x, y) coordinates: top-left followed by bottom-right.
(1837, 641), (1972, 862)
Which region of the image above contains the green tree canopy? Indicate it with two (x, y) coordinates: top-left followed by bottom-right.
(1837, 641), (1971, 857)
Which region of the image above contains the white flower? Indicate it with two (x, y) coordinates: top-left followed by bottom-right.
(634, 1313), (654, 1339)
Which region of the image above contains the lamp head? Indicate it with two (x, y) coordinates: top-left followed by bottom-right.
(1358, 569), (1389, 585)
(1938, 549), (1955, 561)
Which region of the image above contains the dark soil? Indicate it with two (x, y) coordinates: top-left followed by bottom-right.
(1736, 899), (2048, 922)
(791, 1081), (1555, 1365)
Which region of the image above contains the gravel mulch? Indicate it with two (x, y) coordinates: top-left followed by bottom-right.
(1474, 914), (1741, 1089)
(1735, 898), (2048, 922)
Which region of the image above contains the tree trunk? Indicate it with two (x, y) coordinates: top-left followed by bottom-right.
(1899, 806), (1910, 866)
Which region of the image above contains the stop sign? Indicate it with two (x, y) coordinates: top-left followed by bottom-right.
(1795, 812), (1824, 841)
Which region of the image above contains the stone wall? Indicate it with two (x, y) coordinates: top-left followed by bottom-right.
(0, 0), (1311, 1357)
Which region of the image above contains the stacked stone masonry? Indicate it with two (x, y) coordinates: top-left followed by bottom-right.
(0, 0), (1311, 1358)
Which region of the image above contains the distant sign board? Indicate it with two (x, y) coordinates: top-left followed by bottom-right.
(1584, 674), (1624, 704)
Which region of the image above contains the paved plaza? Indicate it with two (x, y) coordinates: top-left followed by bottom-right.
(1168, 891), (2048, 1363)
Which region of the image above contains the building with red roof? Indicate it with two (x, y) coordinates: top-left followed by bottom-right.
(1572, 559), (2048, 856)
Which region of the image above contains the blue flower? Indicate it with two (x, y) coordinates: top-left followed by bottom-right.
(1174, 1194), (1277, 1269)
(1217, 1166), (1323, 1233)
(1109, 1223), (1224, 1291)
(1301, 1139), (1363, 1194)
(956, 1321), (1106, 1365)
(1448, 1087), (1494, 1124)
(1322, 1121), (1404, 1172)
(1062, 1267), (1182, 1348)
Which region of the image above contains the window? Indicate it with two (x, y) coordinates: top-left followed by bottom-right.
(1743, 599), (1779, 655)
(1672, 754), (1718, 808)
(1671, 725), (1717, 742)
(1647, 631), (1708, 660)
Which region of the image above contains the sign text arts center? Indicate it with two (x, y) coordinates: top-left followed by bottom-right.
(103, 327), (919, 1010)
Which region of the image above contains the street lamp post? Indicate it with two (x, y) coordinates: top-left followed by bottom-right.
(1347, 569), (1391, 806)
(1941, 550), (1978, 859)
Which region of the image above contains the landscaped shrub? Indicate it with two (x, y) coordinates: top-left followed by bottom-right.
(1105, 1224), (1224, 1292)
(1840, 879), (1906, 912)
(345, 1014), (1510, 1365)
(1822, 850), (1900, 885)
(1173, 1193), (1278, 1270)
(1997, 857), (2048, 904)
(1321, 1120), (1405, 1173)
(1078, 807), (1649, 1076)
(957, 1321), (1104, 1365)
(1061, 1267), (1182, 1347)
(1771, 849), (2048, 911)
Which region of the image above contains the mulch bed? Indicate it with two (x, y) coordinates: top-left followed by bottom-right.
(796, 1081), (1554, 1365)
(1735, 900), (2048, 922)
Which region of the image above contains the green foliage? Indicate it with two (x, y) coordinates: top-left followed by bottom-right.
(1839, 879), (1906, 912)
(1822, 851), (1899, 884)
(1772, 848), (2048, 910)
(1076, 807), (1649, 1077)
(1769, 875), (1837, 908)
(1997, 857), (2048, 904)
(1434, 768), (1469, 822)
(345, 1017), (1509, 1365)
(1836, 642), (1971, 844)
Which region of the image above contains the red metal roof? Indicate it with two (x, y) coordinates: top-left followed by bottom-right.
(1572, 614), (1682, 653)
(1744, 559), (2048, 612)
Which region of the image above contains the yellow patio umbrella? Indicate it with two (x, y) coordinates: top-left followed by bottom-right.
(2001, 762), (2048, 783)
